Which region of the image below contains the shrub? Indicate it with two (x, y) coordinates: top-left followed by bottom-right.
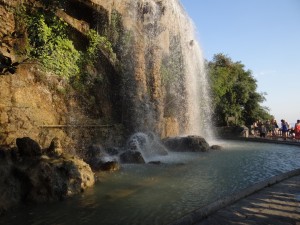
(26, 12), (80, 79)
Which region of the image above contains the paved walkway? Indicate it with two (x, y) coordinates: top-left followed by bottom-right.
(196, 175), (300, 225)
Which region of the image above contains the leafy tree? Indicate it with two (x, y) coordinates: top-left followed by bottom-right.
(208, 53), (271, 126)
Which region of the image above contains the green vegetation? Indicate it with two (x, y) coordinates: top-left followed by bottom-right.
(84, 29), (116, 65)
(13, 4), (115, 86)
(30, 14), (80, 78)
(25, 11), (79, 79)
(208, 53), (272, 126)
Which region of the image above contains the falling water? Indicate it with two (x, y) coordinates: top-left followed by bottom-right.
(169, 1), (214, 139)
(99, 0), (214, 140)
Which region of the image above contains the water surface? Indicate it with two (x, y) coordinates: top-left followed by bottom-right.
(1, 141), (300, 225)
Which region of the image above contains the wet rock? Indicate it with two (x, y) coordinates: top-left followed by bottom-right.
(210, 145), (223, 150)
(26, 155), (95, 202)
(0, 147), (7, 160)
(126, 133), (149, 151)
(126, 132), (168, 158)
(47, 137), (63, 157)
(148, 161), (161, 165)
(162, 135), (210, 152)
(152, 143), (168, 156)
(0, 163), (23, 215)
(85, 144), (104, 159)
(99, 161), (120, 172)
(215, 125), (249, 138)
(84, 144), (117, 171)
(119, 150), (145, 164)
(16, 137), (42, 157)
(0, 138), (95, 214)
(105, 147), (120, 156)
(84, 144), (104, 168)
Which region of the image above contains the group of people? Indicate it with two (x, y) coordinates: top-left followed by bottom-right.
(252, 119), (300, 141)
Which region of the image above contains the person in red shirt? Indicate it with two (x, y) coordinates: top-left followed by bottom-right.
(295, 120), (300, 140)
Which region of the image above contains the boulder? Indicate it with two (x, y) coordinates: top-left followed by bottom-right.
(125, 132), (168, 158)
(85, 144), (104, 159)
(119, 150), (145, 164)
(47, 137), (63, 157)
(0, 163), (23, 215)
(210, 145), (223, 150)
(126, 133), (149, 151)
(148, 161), (161, 165)
(150, 141), (169, 156)
(105, 147), (120, 156)
(162, 135), (210, 152)
(215, 125), (249, 138)
(0, 147), (7, 160)
(25, 155), (95, 202)
(16, 137), (42, 157)
(99, 161), (120, 172)
(84, 145), (118, 171)
(0, 138), (95, 214)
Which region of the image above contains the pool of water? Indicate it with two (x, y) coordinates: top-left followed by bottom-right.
(1, 140), (300, 225)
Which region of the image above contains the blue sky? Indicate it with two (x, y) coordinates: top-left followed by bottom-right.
(180, 0), (300, 125)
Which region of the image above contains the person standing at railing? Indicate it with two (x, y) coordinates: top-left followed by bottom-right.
(281, 119), (289, 140)
(295, 120), (300, 140)
(272, 119), (279, 136)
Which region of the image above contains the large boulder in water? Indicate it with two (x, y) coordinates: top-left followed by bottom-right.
(210, 145), (223, 150)
(99, 161), (120, 172)
(119, 150), (145, 164)
(162, 135), (210, 152)
(84, 144), (120, 171)
(125, 132), (168, 159)
(25, 154), (95, 202)
(0, 138), (95, 214)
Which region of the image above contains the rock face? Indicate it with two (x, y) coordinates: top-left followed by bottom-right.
(84, 144), (120, 171)
(0, 0), (209, 148)
(215, 126), (249, 138)
(0, 1), (125, 149)
(162, 135), (210, 152)
(0, 137), (95, 214)
(119, 150), (145, 164)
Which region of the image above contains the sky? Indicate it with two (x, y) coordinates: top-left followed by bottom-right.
(180, 0), (300, 125)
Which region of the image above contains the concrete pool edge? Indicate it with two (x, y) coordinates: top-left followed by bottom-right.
(169, 168), (300, 225)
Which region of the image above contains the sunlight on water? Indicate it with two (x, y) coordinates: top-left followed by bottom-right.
(1, 141), (300, 225)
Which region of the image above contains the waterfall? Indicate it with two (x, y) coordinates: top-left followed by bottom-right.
(166, 1), (214, 139)
(99, 0), (214, 140)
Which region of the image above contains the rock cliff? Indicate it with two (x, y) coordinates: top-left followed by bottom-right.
(0, 0), (125, 150)
(0, 0), (203, 149)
